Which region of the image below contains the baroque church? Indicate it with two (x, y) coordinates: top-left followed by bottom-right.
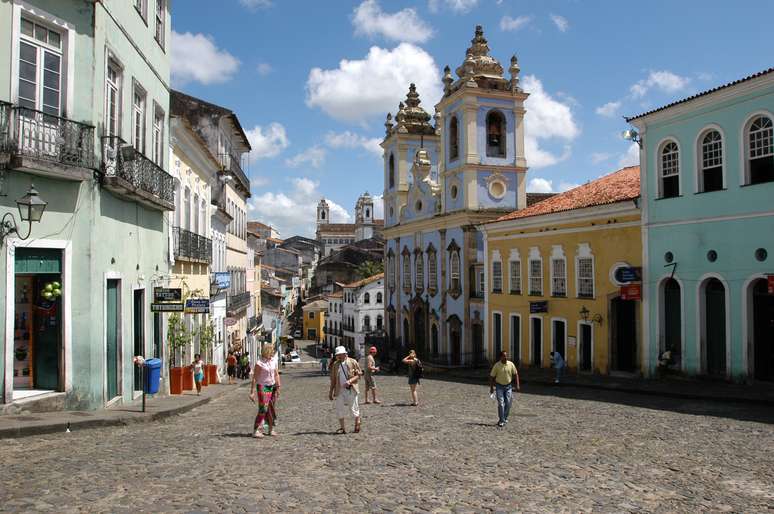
(382, 26), (547, 364)
(316, 192), (384, 256)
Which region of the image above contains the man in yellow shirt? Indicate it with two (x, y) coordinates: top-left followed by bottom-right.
(489, 351), (520, 427)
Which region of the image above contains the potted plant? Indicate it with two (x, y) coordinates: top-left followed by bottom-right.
(167, 313), (191, 394)
(198, 319), (218, 385)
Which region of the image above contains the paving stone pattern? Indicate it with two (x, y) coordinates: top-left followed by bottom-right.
(1, 369), (773, 513)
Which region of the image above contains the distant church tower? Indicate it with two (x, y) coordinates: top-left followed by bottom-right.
(354, 192), (375, 241)
(316, 198), (330, 230)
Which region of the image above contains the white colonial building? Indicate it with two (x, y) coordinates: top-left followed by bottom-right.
(324, 291), (343, 350)
(342, 274), (385, 358)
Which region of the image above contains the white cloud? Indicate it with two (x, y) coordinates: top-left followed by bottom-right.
(522, 75), (580, 169)
(306, 43), (442, 124)
(527, 178), (578, 193)
(249, 178), (351, 237)
(618, 142), (640, 168)
(171, 31), (240, 86)
(550, 14), (569, 32)
(256, 63), (272, 76)
(239, 0), (271, 9)
(595, 100), (622, 118)
(428, 0), (479, 13)
(353, 0), (433, 43)
(500, 15), (532, 32)
(285, 146), (326, 169)
(324, 131), (382, 156)
(591, 152), (612, 164)
(245, 123), (289, 163)
(630, 70), (690, 99)
(372, 194), (385, 219)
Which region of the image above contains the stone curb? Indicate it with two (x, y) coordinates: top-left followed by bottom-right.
(0, 382), (248, 440)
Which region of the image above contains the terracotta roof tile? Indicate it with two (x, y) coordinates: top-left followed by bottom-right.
(343, 273), (384, 289)
(318, 224), (357, 234)
(526, 192), (556, 207)
(493, 166), (640, 223)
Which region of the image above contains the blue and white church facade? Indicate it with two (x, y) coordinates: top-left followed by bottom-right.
(382, 26), (529, 365)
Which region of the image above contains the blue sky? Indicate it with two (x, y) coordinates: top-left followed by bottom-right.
(171, 0), (774, 237)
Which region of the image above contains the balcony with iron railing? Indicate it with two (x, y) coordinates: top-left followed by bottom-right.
(173, 227), (212, 263)
(0, 102), (94, 179)
(227, 291), (251, 315)
(248, 314), (262, 332)
(218, 152), (249, 193)
(101, 136), (174, 211)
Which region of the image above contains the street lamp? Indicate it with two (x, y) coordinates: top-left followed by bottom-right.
(621, 128), (642, 148)
(1, 184), (47, 245)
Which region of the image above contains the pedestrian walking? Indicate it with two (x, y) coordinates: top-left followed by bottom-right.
(226, 352), (238, 384)
(328, 345), (362, 434)
(550, 351), (566, 384)
(402, 350), (422, 406)
(240, 354), (250, 380)
(363, 346), (381, 404)
(250, 344), (281, 438)
(320, 351), (329, 376)
(489, 351), (520, 427)
(190, 354), (205, 396)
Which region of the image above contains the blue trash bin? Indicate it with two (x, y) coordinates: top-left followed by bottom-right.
(144, 358), (162, 394)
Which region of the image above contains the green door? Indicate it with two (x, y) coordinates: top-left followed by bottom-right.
(133, 290), (145, 391)
(705, 279), (726, 376)
(106, 280), (119, 400)
(33, 275), (60, 390)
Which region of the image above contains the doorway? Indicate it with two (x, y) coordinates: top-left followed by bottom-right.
(752, 279), (774, 381)
(106, 279), (120, 402)
(662, 278), (682, 363)
(510, 315), (520, 365)
(308, 328), (317, 341)
(611, 297), (637, 372)
(531, 316), (542, 366)
(403, 318), (410, 348)
(133, 289), (145, 392)
(579, 323), (592, 372)
(552, 319), (566, 360)
(449, 316), (461, 366)
(472, 323), (483, 364)
(493, 313), (502, 357)
(703, 278), (726, 377)
(413, 307), (426, 355)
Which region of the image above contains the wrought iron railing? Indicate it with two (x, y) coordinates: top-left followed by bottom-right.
(173, 227), (212, 263)
(248, 314), (262, 331)
(3, 105), (94, 168)
(101, 135), (174, 205)
(219, 152), (249, 190)
(227, 291), (251, 314)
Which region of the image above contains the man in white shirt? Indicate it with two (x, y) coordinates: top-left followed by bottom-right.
(328, 346), (362, 434)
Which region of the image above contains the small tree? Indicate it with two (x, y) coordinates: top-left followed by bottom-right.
(198, 318), (216, 363)
(356, 260), (384, 280)
(167, 312), (191, 368)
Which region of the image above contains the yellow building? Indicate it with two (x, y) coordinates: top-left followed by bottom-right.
(481, 166), (644, 375)
(302, 299), (328, 342)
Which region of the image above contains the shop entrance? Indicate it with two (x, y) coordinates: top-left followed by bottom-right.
(531, 316), (542, 367)
(752, 279), (773, 381)
(579, 323), (592, 372)
(611, 297), (637, 372)
(703, 278), (726, 377)
(133, 289), (145, 392)
(13, 248), (63, 397)
(106, 279), (120, 402)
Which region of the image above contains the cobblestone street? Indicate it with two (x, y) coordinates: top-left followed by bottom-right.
(2, 369), (773, 513)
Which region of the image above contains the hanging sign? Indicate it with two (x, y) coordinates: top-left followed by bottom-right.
(154, 287), (181, 302)
(768, 275), (774, 295)
(620, 283), (642, 301)
(213, 272), (231, 289)
(614, 267), (642, 284)
(224, 317), (238, 326)
(529, 301), (548, 314)
(151, 302), (184, 312)
(185, 299), (210, 314)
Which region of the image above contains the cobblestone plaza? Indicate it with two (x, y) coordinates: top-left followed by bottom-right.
(2, 369), (773, 512)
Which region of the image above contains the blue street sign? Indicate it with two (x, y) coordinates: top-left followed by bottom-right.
(615, 267), (642, 283)
(185, 298), (210, 314)
(529, 301), (548, 314)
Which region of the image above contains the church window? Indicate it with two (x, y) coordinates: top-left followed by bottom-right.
(449, 115), (459, 161)
(376, 292), (383, 303)
(364, 292), (370, 304)
(321, 211), (325, 220)
(450, 251), (460, 293)
(415, 251), (424, 294)
(402, 248), (411, 293)
(699, 129), (723, 192)
(746, 115), (774, 185)
(427, 246), (437, 296)
(366, 208), (370, 218)
(659, 140), (680, 198)
(486, 110), (506, 158)
(389, 153), (395, 188)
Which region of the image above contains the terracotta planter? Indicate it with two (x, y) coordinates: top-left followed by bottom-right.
(182, 368), (194, 391)
(201, 368), (208, 386)
(170, 367), (184, 395)
(206, 364), (218, 385)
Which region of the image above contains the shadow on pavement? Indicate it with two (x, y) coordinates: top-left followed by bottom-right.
(219, 433), (254, 438)
(291, 431), (337, 436)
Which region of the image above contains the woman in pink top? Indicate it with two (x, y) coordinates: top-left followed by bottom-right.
(250, 344), (281, 438)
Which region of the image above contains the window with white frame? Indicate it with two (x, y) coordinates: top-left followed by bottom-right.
(105, 58), (121, 136)
(700, 129), (723, 192)
(153, 104), (164, 166)
(550, 246), (567, 297)
(528, 256), (542, 296)
(748, 115), (774, 185)
(477, 267), (485, 296)
(427, 246), (437, 295)
(415, 251), (424, 293)
(402, 250), (411, 292)
(509, 259), (521, 294)
(132, 83), (146, 153)
(193, 193), (200, 233)
(387, 251), (395, 290)
(492, 260), (502, 293)
(660, 140), (679, 198)
(135, 0), (148, 21)
(18, 17), (63, 115)
(450, 251), (461, 292)
(577, 257), (594, 298)
(155, 0), (166, 48)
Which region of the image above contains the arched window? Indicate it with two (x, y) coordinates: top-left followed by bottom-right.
(415, 252), (424, 293)
(184, 187), (191, 230)
(321, 210), (326, 220)
(486, 110), (506, 157)
(402, 249), (411, 292)
(699, 130), (723, 192)
(389, 153), (395, 188)
(364, 292), (370, 304)
(193, 194), (199, 234)
(365, 208), (370, 218)
(364, 316), (371, 330)
(748, 115), (774, 185)
(449, 116), (459, 161)
(376, 315), (383, 329)
(659, 140), (680, 198)
(450, 251), (461, 292)
(376, 292), (382, 304)
(427, 248), (437, 296)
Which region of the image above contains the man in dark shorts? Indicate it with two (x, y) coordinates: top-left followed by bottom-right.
(227, 352), (238, 384)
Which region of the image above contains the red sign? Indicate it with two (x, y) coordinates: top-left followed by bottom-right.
(224, 317), (237, 327)
(620, 283), (642, 301)
(768, 275), (774, 295)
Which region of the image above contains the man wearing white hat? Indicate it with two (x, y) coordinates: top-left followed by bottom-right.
(329, 345), (363, 434)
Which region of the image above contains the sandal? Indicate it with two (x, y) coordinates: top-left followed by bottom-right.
(373, 400), (382, 404)
(364, 401), (371, 404)
(335, 428), (346, 435)
(253, 431), (264, 438)
(354, 421), (361, 433)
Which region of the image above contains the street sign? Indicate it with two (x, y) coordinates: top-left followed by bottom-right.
(151, 302), (184, 312)
(213, 272), (231, 289)
(153, 287), (181, 302)
(529, 301), (548, 314)
(614, 267), (642, 284)
(185, 299), (210, 314)
(620, 283), (642, 301)
(768, 275), (774, 294)
(224, 317), (237, 326)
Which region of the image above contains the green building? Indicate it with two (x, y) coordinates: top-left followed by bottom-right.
(0, 0), (173, 410)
